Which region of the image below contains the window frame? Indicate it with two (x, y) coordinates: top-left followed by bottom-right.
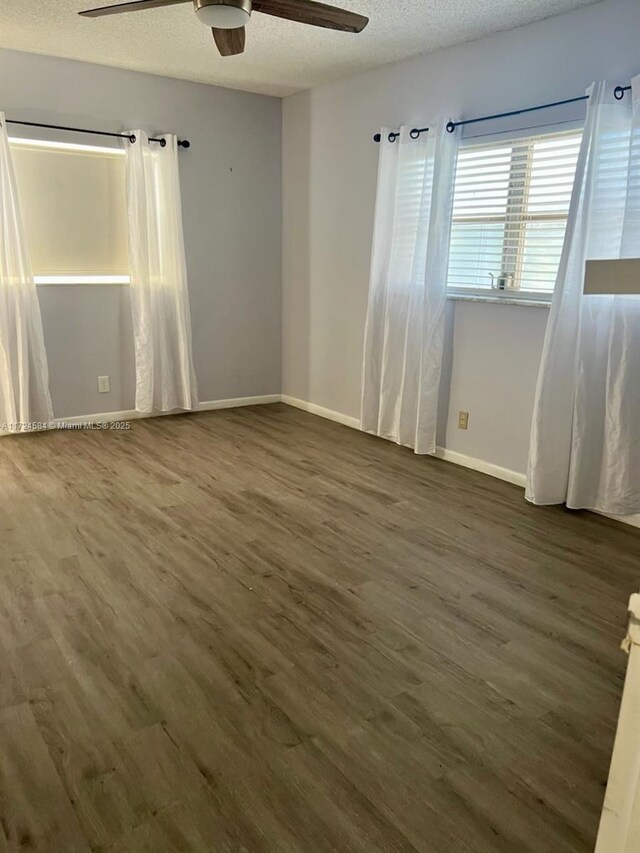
(446, 126), (583, 305)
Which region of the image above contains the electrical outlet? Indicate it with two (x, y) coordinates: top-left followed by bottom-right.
(97, 375), (110, 394)
(458, 411), (469, 430)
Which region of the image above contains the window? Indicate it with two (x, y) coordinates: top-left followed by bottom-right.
(447, 129), (582, 300)
(10, 138), (129, 285)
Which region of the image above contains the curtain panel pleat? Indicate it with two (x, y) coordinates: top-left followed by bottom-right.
(125, 132), (198, 414)
(361, 122), (458, 454)
(527, 78), (640, 515)
(0, 112), (53, 432)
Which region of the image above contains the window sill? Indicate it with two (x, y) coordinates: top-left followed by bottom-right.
(447, 293), (551, 308)
(34, 276), (130, 286)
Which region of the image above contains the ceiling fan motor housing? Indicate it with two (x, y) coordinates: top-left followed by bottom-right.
(193, 0), (252, 29)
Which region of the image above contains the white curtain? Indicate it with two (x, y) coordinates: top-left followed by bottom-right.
(361, 122), (458, 454)
(527, 78), (640, 515)
(0, 113), (53, 432)
(125, 131), (198, 414)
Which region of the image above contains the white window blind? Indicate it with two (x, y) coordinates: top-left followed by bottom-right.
(447, 129), (582, 298)
(10, 138), (129, 284)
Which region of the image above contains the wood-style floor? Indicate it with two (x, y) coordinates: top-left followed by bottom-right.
(0, 404), (637, 852)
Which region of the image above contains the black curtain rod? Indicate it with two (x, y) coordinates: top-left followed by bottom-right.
(373, 126), (429, 143)
(445, 94), (589, 134)
(4, 118), (191, 149)
(373, 84), (632, 143)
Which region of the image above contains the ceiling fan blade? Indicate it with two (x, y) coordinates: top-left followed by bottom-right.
(252, 0), (368, 32)
(79, 0), (191, 18)
(212, 26), (246, 56)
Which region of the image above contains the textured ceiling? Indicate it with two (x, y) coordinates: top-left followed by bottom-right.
(0, 0), (601, 97)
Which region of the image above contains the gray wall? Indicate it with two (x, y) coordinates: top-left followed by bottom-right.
(282, 0), (640, 475)
(0, 48), (282, 417)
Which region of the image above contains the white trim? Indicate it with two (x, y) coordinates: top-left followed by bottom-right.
(599, 511), (640, 530)
(34, 275), (130, 286)
(278, 398), (526, 486)
(0, 395), (280, 435)
(433, 447), (527, 487)
(54, 409), (137, 427)
(9, 136), (125, 157)
(56, 395), (280, 424)
(198, 395), (280, 412)
(281, 395), (361, 430)
(447, 294), (551, 309)
(55, 395), (280, 426)
(279, 399), (640, 529)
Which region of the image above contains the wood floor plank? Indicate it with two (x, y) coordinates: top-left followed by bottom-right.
(0, 403), (636, 851)
(0, 703), (91, 852)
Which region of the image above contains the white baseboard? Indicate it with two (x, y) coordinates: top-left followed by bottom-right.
(0, 395), (281, 433)
(279, 396), (526, 486)
(57, 395), (280, 425)
(280, 398), (640, 531)
(198, 395), (281, 412)
(434, 446), (527, 488)
(281, 395), (361, 430)
(434, 449), (640, 528)
(54, 409), (137, 427)
(598, 511), (640, 529)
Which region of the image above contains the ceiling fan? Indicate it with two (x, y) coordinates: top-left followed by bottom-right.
(79, 0), (369, 57)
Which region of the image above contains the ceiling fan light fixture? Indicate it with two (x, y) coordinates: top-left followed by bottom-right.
(194, 0), (251, 29)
